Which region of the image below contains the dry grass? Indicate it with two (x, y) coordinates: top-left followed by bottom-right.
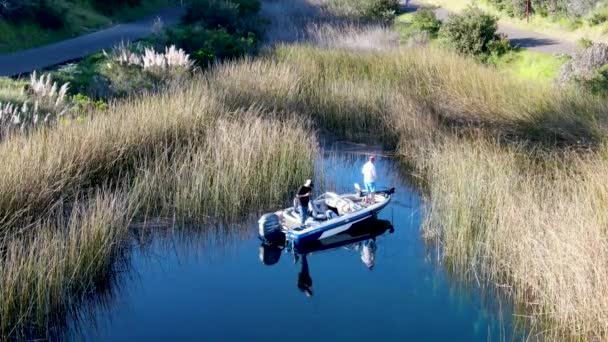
(423, 140), (608, 340)
(2, 0), (608, 338)
(307, 23), (399, 51)
(204, 39), (608, 339)
(131, 114), (316, 220)
(0, 77), (317, 338)
(0, 190), (131, 339)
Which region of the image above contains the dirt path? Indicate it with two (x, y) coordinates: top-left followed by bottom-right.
(406, 1), (577, 55)
(0, 7), (185, 77)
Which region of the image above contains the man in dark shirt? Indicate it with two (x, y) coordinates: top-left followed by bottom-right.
(296, 179), (313, 227)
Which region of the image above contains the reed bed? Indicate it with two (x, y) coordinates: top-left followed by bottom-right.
(423, 140), (608, 340)
(0, 190), (131, 339)
(0, 77), (317, 338)
(205, 42), (608, 340)
(1, 8), (607, 338)
(131, 115), (316, 220)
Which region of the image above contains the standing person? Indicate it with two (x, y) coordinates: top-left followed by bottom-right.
(296, 179), (313, 227)
(361, 156), (377, 203)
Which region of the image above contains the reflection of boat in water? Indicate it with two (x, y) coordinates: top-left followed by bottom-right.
(292, 218), (394, 255)
(258, 186), (395, 246)
(259, 219), (394, 297)
(259, 219), (394, 266)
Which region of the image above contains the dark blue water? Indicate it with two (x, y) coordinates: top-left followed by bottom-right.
(67, 143), (515, 341)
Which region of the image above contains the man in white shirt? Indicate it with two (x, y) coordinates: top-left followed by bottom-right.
(361, 156), (377, 203)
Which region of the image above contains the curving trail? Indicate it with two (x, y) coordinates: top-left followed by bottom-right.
(0, 7), (185, 77)
(406, 0), (577, 55)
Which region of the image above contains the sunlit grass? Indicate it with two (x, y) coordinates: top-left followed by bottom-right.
(207, 40), (608, 339)
(0, 77), (317, 339)
(2, 1), (608, 338)
(490, 49), (570, 81)
(416, 0), (608, 44)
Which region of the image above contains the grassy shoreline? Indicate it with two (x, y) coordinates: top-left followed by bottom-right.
(206, 41), (608, 340)
(2, 0), (608, 339)
(0, 79), (317, 338)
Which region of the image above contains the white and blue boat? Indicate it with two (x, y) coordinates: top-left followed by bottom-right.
(258, 185), (394, 246)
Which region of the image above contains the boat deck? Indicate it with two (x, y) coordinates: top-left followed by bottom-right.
(280, 197), (378, 231)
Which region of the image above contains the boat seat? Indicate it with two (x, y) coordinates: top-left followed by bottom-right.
(325, 198), (353, 215)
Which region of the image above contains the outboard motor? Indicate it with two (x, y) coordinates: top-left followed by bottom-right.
(258, 213), (284, 244)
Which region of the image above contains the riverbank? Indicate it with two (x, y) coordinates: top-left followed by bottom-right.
(0, 80), (317, 339)
(208, 36), (608, 339)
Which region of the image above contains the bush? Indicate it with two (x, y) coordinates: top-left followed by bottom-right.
(410, 9), (442, 38)
(36, 0), (67, 30)
(0, 0), (38, 23)
(579, 64), (608, 94)
(0, 0), (66, 29)
(231, 0), (261, 16)
(192, 29), (256, 65)
(589, 3), (608, 25)
(53, 53), (108, 97)
(183, 0), (241, 31)
(363, 0), (399, 21)
(578, 37), (594, 49)
(440, 6), (511, 58)
(99, 63), (160, 97)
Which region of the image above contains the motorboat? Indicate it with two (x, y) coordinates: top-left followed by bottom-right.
(258, 184), (394, 246)
(259, 218), (394, 266)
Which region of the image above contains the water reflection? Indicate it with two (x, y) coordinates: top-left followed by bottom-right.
(260, 218), (395, 298)
(60, 146), (522, 341)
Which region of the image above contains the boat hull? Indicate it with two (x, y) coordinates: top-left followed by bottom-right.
(286, 196), (391, 246)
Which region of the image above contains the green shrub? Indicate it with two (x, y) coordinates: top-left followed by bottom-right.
(183, 0), (241, 31)
(192, 29), (256, 65)
(589, 4), (608, 25)
(0, 0), (38, 23)
(578, 37), (594, 49)
(410, 8), (442, 38)
(163, 26), (209, 52)
(0, 0), (66, 29)
(70, 94), (108, 117)
(487, 0), (601, 19)
(363, 0), (399, 21)
(576, 64), (608, 95)
(53, 53), (108, 97)
(99, 62), (160, 97)
(440, 6), (511, 58)
(231, 0), (261, 16)
(487, 33), (513, 56)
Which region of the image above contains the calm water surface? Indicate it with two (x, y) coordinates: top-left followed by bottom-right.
(67, 144), (515, 341)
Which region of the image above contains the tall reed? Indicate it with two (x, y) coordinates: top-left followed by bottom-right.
(131, 114), (317, 221)
(205, 42), (608, 339)
(0, 190), (130, 339)
(0, 78), (317, 338)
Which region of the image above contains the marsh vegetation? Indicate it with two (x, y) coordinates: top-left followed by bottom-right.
(1, 0), (608, 340)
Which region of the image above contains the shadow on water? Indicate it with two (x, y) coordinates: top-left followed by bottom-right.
(51, 143), (527, 341)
